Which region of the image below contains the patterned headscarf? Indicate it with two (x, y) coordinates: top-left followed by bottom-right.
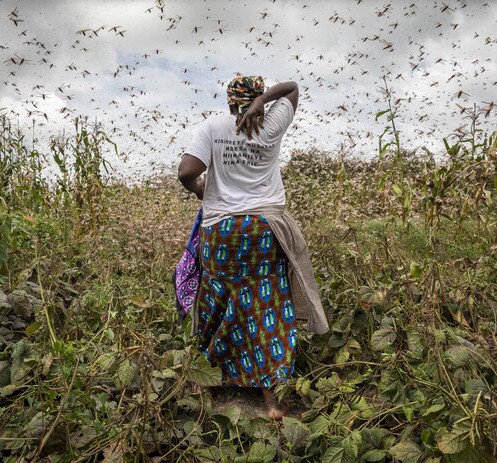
(227, 75), (265, 123)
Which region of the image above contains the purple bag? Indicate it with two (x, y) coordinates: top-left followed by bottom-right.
(172, 207), (203, 323)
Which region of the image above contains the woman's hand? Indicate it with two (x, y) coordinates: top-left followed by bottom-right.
(236, 97), (265, 139)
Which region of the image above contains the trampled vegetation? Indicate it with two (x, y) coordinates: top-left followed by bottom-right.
(1, 101), (496, 462)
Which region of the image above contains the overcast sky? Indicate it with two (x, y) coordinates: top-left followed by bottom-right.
(1, 0), (496, 181)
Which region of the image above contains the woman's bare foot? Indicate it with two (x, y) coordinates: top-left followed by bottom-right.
(263, 388), (289, 420)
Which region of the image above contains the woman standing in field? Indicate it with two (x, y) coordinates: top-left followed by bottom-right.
(178, 75), (329, 420)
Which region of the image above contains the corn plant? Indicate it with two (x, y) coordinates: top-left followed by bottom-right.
(0, 116), (50, 213)
(376, 77), (413, 226)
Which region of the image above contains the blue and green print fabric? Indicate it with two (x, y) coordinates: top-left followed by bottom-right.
(196, 214), (297, 388)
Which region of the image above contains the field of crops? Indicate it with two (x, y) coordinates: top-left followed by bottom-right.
(1, 108), (497, 462)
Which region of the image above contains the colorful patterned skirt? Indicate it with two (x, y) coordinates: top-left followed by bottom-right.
(196, 214), (297, 388)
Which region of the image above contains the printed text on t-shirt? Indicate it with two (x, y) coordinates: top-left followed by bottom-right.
(214, 139), (276, 166)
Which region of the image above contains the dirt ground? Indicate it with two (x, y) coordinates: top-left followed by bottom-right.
(208, 386), (306, 419)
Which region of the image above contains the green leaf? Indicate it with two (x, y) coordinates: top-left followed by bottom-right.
(351, 397), (375, 419)
(444, 345), (471, 367)
(449, 144), (461, 156)
(243, 441), (277, 463)
(0, 289), (11, 309)
(380, 143), (392, 156)
(322, 445), (344, 463)
(316, 373), (340, 395)
(346, 338), (362, 355)
(361, 428), (390, 449)
(370, 327), (396, 351)
(464, 379), (490, 397)
(375, 109), (390, 120)
(188, 354), (222, 387)
(402, 405), (415, 422)
(406, 329), (424, 359)
(114, 358), (137, 389)
(0, 384), (19, 397)
(297, 377), (311, 396)
(392, 183), (403, 197)
(244, 417), (273, 440)
(422, 403), (445, 417)
(25, 321), (41, 337)
(97, 352), (118, 373)
(10, 340), (33, 386)
(214, 405), (242, 426)
(389, 439), (423, 463)
(69, 426), (97, 449)
(194, 446), (223, 462)
(409, 262), (423, 279)
(0, 360), (9, 388)
(282, 416), (310, 449)
(361, 449), (386, 461)
(160, 368), (179, 379)
(24, 411), (54, 438)
(342, 430), (362, 458)
(308, 414), (330, 438)
(334, 348), (350, 364)
(328, 333), (346, 348)
(176, 396), (200, 412)
(445, 444), (489, 463)
(435, 425), (469, 455)
(164, 349), (187, 367)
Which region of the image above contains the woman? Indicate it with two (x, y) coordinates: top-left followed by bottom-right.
(178, 75), (329, 420)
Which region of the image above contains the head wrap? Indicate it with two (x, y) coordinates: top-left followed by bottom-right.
(227, 75), (265, 123)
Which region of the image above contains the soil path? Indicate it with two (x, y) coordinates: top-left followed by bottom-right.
(208, 386), (306, 419)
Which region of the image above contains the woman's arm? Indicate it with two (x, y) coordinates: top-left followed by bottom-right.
(236, 81), (299, 139)
(178, 154), (206, 200)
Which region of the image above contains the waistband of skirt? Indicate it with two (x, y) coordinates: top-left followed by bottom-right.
(201, 204), (286, 227)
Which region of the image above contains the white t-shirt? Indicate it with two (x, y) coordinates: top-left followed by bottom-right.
(185, 97), (295, 227)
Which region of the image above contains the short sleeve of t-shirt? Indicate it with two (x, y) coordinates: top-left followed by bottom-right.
(263, 97), (295, 141)
(185, 118), (212, 168)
